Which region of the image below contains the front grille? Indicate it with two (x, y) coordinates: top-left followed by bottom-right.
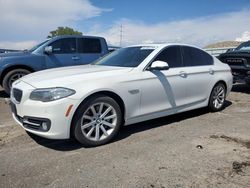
(224, 58), (246, 66)
(12, 88), (23, 103)
(246, 58), (250, 67)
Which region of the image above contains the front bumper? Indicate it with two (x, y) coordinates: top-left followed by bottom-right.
(231, 68), (250, 84)
(10, 81), (78, 139)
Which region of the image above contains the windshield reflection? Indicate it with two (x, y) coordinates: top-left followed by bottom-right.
(28, 39), (50, 52)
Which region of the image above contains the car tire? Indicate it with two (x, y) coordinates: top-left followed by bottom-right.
(2, 69), (30, 95)
(208, 83), (226, 112)
(72, 95), (122, 147)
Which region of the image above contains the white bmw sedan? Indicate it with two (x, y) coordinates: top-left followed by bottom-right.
(10, 44), (233, 146)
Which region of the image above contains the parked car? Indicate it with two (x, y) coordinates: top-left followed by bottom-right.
(0, 49), (21, 53)
(218, 41), (250, 84)
(10, 44), (233, 146)
(0, 35), (109, 94)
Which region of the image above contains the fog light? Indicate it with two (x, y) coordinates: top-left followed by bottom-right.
(23, 117), (28, 122)
(41, 122), (48, 131)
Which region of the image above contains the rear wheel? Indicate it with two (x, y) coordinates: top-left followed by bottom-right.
(73, 95), (122, 147)
(2, 69), (31, 95)
(208, 83), (226, 112)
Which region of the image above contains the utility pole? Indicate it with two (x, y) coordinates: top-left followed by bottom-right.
(119, 24), (123, 47)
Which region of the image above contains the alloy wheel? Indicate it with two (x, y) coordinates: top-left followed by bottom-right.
(80, 102), (117, 141)
(8, 73), (26, 88)
(212, 85), (225, 109)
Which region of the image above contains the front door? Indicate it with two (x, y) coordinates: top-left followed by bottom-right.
(45, 38), (81, 68)
(140, 46), (187, 116)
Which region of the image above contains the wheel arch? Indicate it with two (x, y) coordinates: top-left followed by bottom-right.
(214, 80), (227, 93)
(208, 80), (228, 104)
(0, 65), (35, 86)
(208, 80), (228, 112)
(70, 90), (126, 138)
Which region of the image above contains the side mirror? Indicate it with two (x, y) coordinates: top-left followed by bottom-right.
(148, 60), (169, 71)
(44, 46), (52, 54)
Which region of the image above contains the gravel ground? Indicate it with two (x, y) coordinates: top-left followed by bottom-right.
(0, 85), (250, 188)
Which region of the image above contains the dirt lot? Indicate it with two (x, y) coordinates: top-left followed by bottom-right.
(0, 85), (250, 188)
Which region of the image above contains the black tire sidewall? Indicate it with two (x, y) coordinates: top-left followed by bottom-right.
(73, 95), (122, 147)
(208, 83), (226, 112)
(2, 69), (30, 95)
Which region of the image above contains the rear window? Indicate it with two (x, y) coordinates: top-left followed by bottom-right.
(78, 38), (102, 53)
(182, 46), (213, 66)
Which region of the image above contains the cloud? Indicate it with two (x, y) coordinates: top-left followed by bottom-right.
(0, 0), (111, 48)
(86, 9), (250, 47)
(235, 31), (250, 42)
(1, 3), (250, 49)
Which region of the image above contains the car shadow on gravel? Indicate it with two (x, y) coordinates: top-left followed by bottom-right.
(114, 100), (232, 143)
(27, 100), (232, 151)
(26, 132), (83, 151)
(232, 84), (250, 94)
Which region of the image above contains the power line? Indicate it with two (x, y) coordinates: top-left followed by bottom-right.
(119, 24), (123, 47)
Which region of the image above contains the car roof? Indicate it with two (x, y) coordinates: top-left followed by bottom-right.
(52, 35), (105, 40)
(129, 43), (201, 49)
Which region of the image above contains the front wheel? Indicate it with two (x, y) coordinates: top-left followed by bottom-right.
(2, 69), (31, 95)
(208, 83), (226, 112)
(72, 95), (122, 147)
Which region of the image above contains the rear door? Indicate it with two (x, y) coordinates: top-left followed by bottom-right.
(45, 38), (81, 68)
(77, 38), (104, 65)
(181, 46), (214, 104)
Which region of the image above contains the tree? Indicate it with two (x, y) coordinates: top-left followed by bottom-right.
(47, 27), (82, 38)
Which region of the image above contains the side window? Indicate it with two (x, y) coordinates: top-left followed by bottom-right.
(78, 38), (102, 53)
(50, 38), (76, 54)
(153, 46), (183, 68)
(182, 46), (213, 66)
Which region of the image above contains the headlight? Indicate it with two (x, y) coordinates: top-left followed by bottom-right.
(30, 87), (75, 102)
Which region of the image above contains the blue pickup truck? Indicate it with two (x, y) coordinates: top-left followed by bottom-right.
(0, 35), (109, 94)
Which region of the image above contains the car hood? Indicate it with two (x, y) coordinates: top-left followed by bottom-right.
(0, 51), (31, 58)
(219, 51), (250, 58)
(20, 65), (134, 88)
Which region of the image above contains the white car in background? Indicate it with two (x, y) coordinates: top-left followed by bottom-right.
(10, 44), (233, 146)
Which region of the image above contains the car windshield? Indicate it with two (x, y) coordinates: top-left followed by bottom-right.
(235, 41), (250, 52)
(93, 46), (154, 67)
(28, 39), (50, 52)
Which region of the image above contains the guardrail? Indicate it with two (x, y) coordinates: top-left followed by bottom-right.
(204, 47), (236, 56)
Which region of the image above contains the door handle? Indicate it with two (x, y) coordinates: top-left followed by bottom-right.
(179, 71), (187, 78)
(209, 68), (214, 75)
(72, 56), (80, 61)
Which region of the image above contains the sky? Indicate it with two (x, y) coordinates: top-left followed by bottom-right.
(0, 0), (250, 49)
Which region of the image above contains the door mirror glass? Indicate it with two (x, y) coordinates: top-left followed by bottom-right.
(44, 46), (52, 54)
(149, 61), (169, 71)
